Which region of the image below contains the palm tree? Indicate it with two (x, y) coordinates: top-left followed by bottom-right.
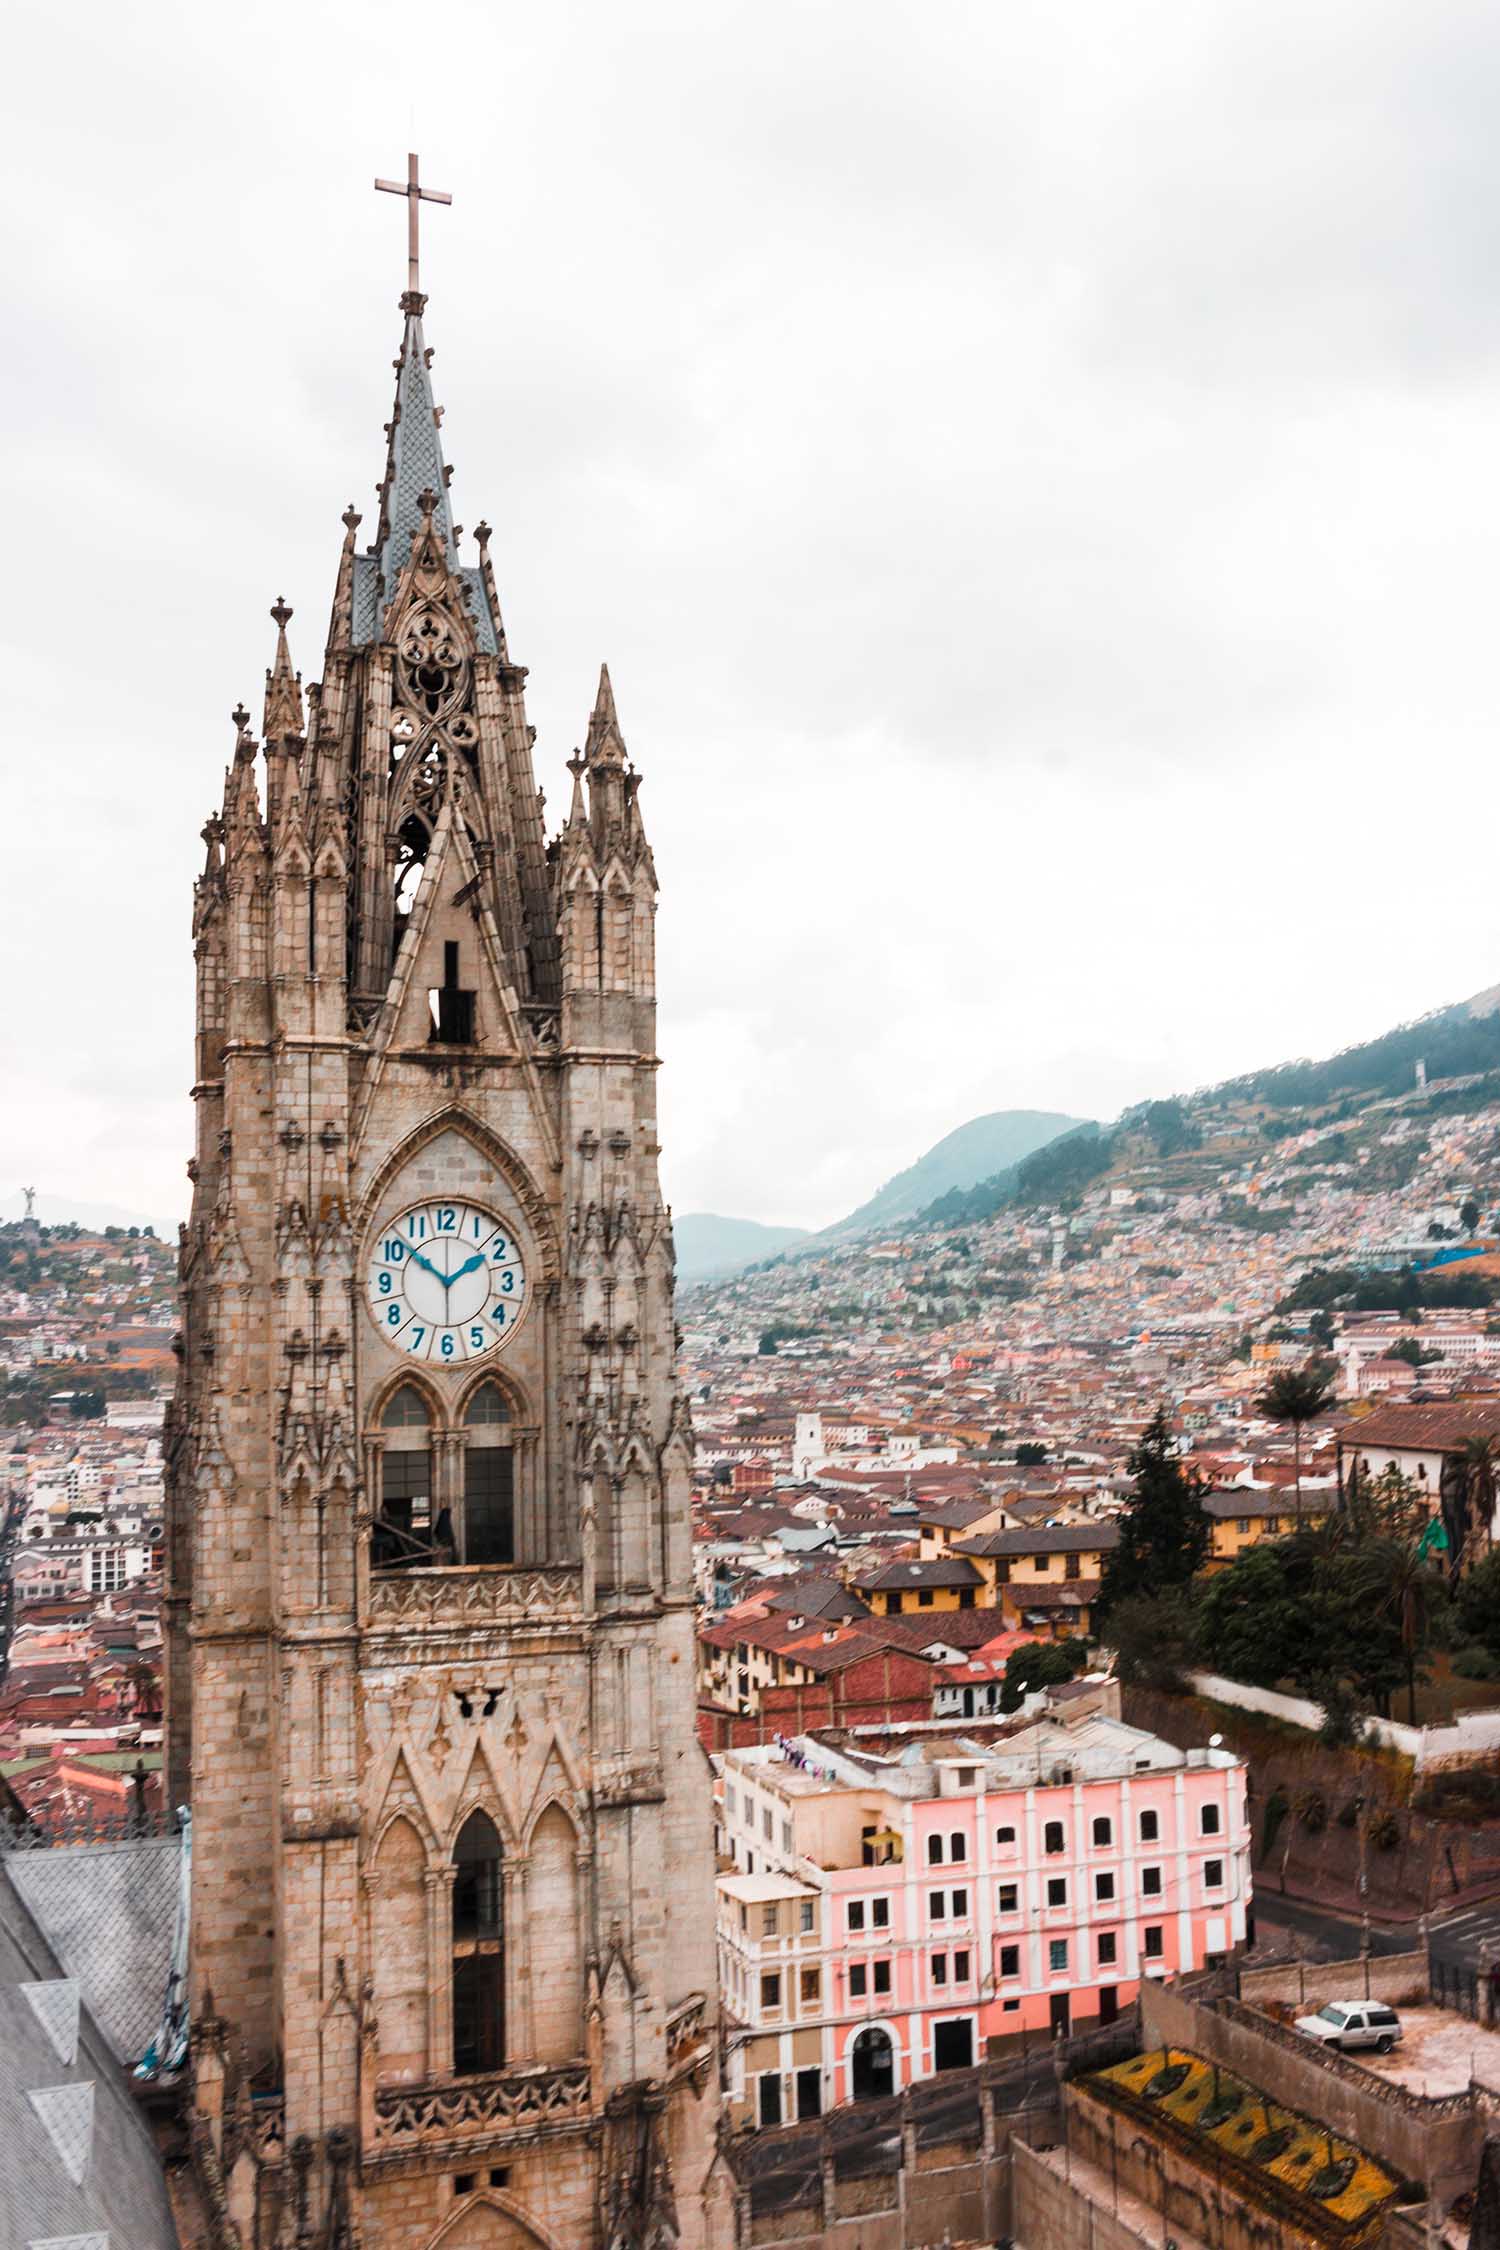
(1256, 1362), (1338, 1523)
(1457, 1436), (1500, 1575)
(1350, 1535), (1445, 1725)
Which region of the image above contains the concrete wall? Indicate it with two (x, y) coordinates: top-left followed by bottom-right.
(1186, 1670), (1500, 1773)
(1238, 1950), (1430, 2011)
(1139, 1975), (1481, 2204)
(1011, 2138), (1162, 2250)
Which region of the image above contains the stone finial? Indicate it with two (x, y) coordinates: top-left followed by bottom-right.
(473, 519), (492, 550)
(342, 502), (362, 533)
(270, 596), (293, 631)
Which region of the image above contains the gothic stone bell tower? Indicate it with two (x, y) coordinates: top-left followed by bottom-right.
(164, 173), (726, 2250)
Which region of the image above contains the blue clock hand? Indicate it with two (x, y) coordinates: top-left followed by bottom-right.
(406, 1245), (447, 1285)
(449, 1251), (487, 1283)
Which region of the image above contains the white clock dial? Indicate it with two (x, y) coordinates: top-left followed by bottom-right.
(365, 1200), (528, 1365)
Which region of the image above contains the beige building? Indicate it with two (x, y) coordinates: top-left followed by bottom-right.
(165, 197), (726, 2250)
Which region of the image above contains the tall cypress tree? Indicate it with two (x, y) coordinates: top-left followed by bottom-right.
(1098, 1408), (1210, 1626)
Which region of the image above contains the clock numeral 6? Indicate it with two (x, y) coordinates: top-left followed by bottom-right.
(440, 1332), (456, 1357)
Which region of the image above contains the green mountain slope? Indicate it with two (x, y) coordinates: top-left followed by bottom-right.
(824, 1110), (1086, 1238)
(675, 1214), (812, 1284)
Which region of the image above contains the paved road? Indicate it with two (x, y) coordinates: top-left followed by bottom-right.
(1251, 1889), (1420, 1961)
(1428, 1900), (1500, 1971)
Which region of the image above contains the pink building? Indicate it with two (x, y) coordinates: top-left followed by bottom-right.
(716, 1698), (1249, 2128)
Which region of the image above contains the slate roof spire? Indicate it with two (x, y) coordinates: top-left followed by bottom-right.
(374, 302), (456, 602)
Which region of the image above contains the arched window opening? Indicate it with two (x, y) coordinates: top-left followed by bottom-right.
(375, 1385), (443, 1570)
(393, 814), (430, 948)
(851, 2025), (895, 2103)
(452, 1810), (504, 2075)
(463, 1382), (514, 1565)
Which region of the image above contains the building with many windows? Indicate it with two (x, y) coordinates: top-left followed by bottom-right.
(715, 1699), (1249, 2129)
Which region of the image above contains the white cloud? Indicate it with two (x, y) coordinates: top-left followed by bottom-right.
(4, 0), (1499, 1228)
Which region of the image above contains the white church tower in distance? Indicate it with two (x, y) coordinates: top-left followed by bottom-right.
(164, 162), (727, 2250)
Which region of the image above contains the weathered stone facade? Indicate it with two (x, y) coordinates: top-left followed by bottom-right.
(165, 271), (727, 2249)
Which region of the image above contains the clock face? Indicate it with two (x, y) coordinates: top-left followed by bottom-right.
(366, 1200), (528, 1364)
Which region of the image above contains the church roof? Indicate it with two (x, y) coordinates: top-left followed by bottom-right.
(356, 300), (500, 655)
(0, 1849), (178, 2247)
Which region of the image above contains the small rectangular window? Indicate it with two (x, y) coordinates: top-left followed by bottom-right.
(1204, 1859), (1224, 1890)
(800, 1900), (816, 1933)
(800, 1967), (820, 2005)
(1139, 1810), (1160, 1843)
(760, 1971), (781, 2009)
(871, 1897), (890, 1929)
(762, 1808), (773, 1840)
(1047, 1877), (1067, 1907)
(1201, 1802), (1222, 1835)
(1049, 1939), (1068, 1973)
(1000, 1944), (1020, 1979)
(1095, 1871), (1115, 1903)
(951, 1887), (969, 1917)
(1097, 1931), (1117, 1966)
(929, 1890), (946, 1921)
(1044, 1820), (1065, 1855)
(996, 1824), (1016, 1848)
(949, 1830), (967, 1861)
(1092, 1816), (1113, 1847)
(932, 1953), (948, 1985)
(1144, 1925), (1164, 1960)
(848, 1901), (866, 1933)
(762, 1904), (778, 1935)
(849, 1962), (867, 1997)
(954, 1948), (970, 1981)
(873, 1958), (891, 1994)
(927, 1834), (944, 1864)
(998, 1882), (1019, 1913)
(1142, 1866), (1162, 1897)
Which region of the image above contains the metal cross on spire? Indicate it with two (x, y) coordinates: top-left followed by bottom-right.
(374, 153), (452, 302)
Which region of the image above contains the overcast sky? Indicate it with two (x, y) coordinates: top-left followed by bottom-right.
(7, 0), (1500, 1232)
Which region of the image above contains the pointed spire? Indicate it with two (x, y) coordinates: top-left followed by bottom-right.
(327, 504), (361, 653)
(473, 520), (509, 660)
(585, 663), (627, 768)
(223, 706), (265, 856)
(375, 309), (455, 599)
(263, 599), (304, 742)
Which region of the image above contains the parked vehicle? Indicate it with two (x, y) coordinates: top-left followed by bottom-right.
(1293, 2001), (1403, 2055)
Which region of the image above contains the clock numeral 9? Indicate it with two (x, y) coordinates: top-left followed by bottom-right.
(378, 1271), (393, 1295)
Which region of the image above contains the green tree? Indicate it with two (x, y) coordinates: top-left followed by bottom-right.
(1387, 1338), (1441, 1369)
(1198, 1546), (1309, 1688)
(1463, 1198), (1482, 1236)
(999, 1638), (1086, 1712)
(1015, 1441), (1048, 1466)
(1098, 1410), (1209, 1626)
(1455, 1549), (1500, 1659)
(1256, 1361), (1338, 1521)
(1347, 1536), (1449, 1724)
(1107, 1588), (1200, 1692)
(1308, 1310), (1337, 1353)
(1454, 1436), (1500, 1573)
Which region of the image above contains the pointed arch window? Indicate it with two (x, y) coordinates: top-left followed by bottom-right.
(375, 1385), (436, 1569)
(463, 1382), (514, 1565)
(452, 1810), (504, 2075)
